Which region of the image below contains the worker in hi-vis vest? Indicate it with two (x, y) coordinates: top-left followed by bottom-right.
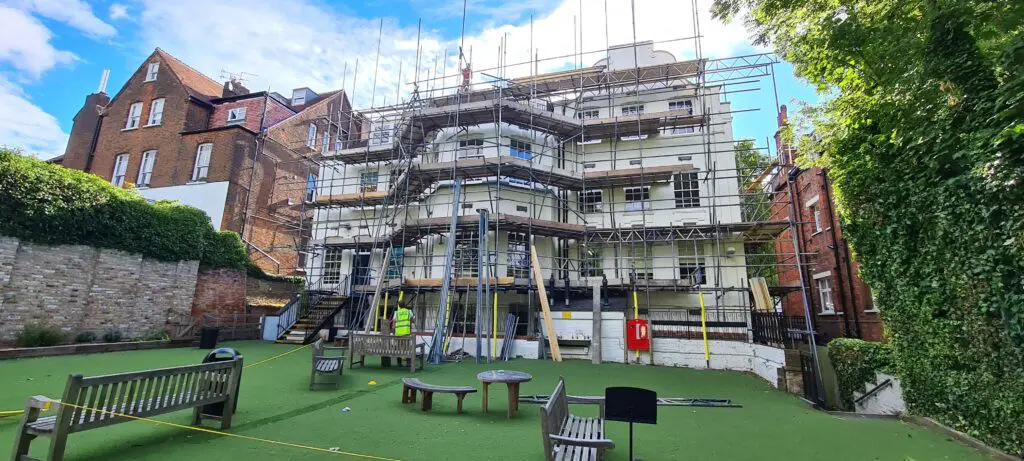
(392, 302), (415, 337)
(392, 303), (416, 367)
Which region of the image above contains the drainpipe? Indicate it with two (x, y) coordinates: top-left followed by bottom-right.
(818, 169), (851, 337)
(787, 167), (817, 334)
(241, 91), (271, 246)
(821, 169), (861, 338)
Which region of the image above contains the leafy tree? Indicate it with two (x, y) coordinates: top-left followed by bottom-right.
(735, 140), (778, 282)
(712, 0), (1024, 452)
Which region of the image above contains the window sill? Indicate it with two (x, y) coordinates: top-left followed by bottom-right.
(143, 123), (161, 128)
(121, 127), (138, 132)
(136, 186), (151, 190)
(144, 78), (156, 83)
(818, 311), (843, 316)
(864, 309), (880, 314)
(186, 180), (208, 185)
(227, 120), (245, 126)
(811, 230), (823, 236)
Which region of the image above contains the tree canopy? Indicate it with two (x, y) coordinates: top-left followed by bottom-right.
(711, 0), (1024, 452)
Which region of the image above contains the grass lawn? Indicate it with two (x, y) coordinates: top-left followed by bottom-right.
(0, 341), (994, 461)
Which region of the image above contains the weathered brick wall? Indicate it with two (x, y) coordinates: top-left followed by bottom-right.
(191, 268), (246, 317)
(0, 237), (202, 341)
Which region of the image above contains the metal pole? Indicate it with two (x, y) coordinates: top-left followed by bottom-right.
(475, 209), (486, 363)
(591, 280), (601, 364)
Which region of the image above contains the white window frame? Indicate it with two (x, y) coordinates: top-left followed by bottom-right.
(806, 195), (823, 232)
(621, 105), (644, 116)
(371, 121), (393, 146)
(679, 245), (706, 285)
(668, 100), (693, 115)
(662, 125), (700, 136)
(582, 247), (603, 277)
(457, 138), (484, 159)
(580, 189), (603, 213)
(674, 172), (700, 208)
(576, 109), (600, 119)
(227, 107), (246, 125)
(306, 123), (317, 148)
(137, 150), (156, 187)
(144, 62), (159, 82)
(146, 98), (164, 126)
(624, 186), (649, 212)
(111, 154), (129, 187)
(322, 248), (343, 285)
(125, 102), (143, 130)
(509, 139), (532, 160)
(814, 272), (835, 314)
(507, 232), (530, 278)
(192, 143), (212, 182)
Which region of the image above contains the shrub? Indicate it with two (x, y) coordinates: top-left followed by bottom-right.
(828, 338), (892, 410)
(138, 331), (170, 341)
(16, 324), (64, 347)
(0, 149), (248, 270)
(74, 331), (97, 343)
(102, 330), (122, 343)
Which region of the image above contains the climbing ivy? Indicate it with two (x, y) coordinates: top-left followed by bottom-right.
(713, 0), (1024, 453)
(828, 338), (892, 410)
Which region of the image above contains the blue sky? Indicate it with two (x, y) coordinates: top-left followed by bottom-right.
(0, 0), (818, 159)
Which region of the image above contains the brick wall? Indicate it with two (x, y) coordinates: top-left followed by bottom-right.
(191, 268), (246, 317)
(771, 167), (884, 342)
(0, 236), (202, 341)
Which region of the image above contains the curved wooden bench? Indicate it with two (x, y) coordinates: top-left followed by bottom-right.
(401, 378), (477, 414)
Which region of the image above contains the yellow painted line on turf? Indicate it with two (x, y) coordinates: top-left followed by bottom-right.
(57, 402), (399, 460)
(244, 344), (311, 369)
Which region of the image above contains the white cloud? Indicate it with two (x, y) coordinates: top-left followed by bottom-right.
(7, 0), (116, 37)
(0, 76), (68, 158)
(134, 0), (758, 109)
(109, 3), (128, 21)
(0, 6), (77, 78)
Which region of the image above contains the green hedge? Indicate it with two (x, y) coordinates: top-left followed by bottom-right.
(828, 338), (892, 410)
(0, 149), (247, 270)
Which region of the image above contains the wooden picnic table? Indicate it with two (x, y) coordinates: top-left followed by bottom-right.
(477, 370), (532, 418)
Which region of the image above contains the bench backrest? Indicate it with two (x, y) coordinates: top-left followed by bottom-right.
(57, 359), (243, 434)
(350, 332), (413, 357)
(539, 377), (569, 460)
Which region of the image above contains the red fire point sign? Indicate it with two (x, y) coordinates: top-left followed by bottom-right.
(626, 319), (651, 351)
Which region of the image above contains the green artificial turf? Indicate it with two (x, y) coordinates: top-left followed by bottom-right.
(0, 341), (995, 460)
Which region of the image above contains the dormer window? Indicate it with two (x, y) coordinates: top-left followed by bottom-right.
(227, 107), (246, 125)
(292, 94), (305, 105)
(145, 62), (159, 82)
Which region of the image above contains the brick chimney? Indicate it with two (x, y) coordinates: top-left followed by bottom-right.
(62, 91), (110, 171)
(774, 104), (796, 166)
(222, 79), (250, 98)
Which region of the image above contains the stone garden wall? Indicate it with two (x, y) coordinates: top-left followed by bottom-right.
(0, 236), (205, 341)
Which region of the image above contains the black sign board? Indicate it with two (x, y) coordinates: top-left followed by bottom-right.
(605, 387), (657, 424)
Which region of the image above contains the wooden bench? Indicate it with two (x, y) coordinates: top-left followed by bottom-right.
(400, 378), (477, 414)
(11, 358), (243, 461)
(539, 377), (614, 461)
(310, 340), (345, 390)
(348, 332), (425, 372)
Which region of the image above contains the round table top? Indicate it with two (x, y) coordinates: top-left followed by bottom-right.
(477, 370), (533, 384)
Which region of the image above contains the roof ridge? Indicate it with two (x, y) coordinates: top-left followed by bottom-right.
(154, 47), (222, 89)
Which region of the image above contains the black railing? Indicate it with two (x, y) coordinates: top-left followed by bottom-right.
(751, 312), (819, 348)
(799, 350), (825, 406)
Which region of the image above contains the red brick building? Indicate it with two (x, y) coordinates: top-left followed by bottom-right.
(771, 105), (883, 342)
(60, 48), (355, 276)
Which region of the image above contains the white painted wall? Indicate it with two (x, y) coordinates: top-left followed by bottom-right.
(854, 372), (906, 415)
(652, 338), (786, 387)
(138, 181), (230, 230)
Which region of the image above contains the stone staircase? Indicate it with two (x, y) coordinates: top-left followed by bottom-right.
(275, 295), (349, 345)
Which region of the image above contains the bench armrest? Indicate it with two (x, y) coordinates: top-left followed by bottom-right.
(548, 434), (615, 449)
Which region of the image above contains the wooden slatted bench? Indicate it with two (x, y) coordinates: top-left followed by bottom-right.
(11, 358), (243, 461)
(348, 332), (425, 372)
(400, 378), (476, 414)
(539, 377), (615, 461)
(310, 340), (344, 390)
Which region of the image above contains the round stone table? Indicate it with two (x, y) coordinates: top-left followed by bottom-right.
(477, 370), (532, 418)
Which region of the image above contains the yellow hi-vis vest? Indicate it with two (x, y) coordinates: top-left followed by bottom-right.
(394, 308), (412, 336)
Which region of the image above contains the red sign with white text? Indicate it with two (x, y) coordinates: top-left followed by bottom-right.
(626, 319), (651, 351)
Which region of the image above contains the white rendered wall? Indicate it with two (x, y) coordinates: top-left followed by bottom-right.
(138, 181), (230, 230)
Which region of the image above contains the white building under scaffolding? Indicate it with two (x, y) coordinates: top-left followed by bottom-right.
(295, 41), (791, 363)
